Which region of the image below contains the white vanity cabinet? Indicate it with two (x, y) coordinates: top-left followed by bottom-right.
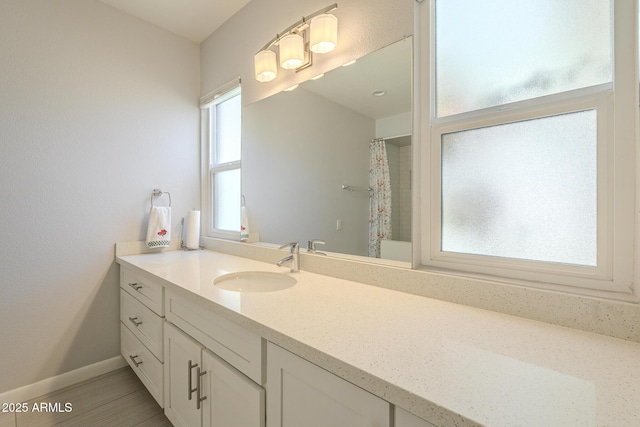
(163, 323), (201, 427)
(163, 291), (265, 427)
(396, 408), (438, 427)
(119, 263), (439, 427)
(202, 348), (265, 427)
(119, 267), (164, 407)
(267, 342), (390, 427)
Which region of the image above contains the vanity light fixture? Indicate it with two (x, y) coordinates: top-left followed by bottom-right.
(254, 4), (338, 83)
(309, 13), (338, 53)
(279, 33), (305, 69)
(255, 50), (277, 82)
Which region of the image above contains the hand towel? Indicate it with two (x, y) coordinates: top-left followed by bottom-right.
(146, 206), (171, 248)
(240, 206), (250, 241)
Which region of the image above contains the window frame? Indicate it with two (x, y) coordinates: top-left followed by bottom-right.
(415, 0), (638, 297)
(200, 82), (242, 239)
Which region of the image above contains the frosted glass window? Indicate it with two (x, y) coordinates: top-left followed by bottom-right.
(441, 110), (597, 266)
(214, 169), (241, 232)
(435, 0), (612, 117)
(215, 94), (241, 163)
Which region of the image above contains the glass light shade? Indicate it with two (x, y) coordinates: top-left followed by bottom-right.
(254, 50), (277, 82)
(279, 33), (304, 69)
(310, 14), (338, 53)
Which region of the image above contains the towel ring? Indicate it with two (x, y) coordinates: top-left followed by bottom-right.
(151, 189), (171, 207)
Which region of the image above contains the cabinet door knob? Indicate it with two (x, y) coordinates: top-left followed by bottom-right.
(128, 282), (143, 291)
(128, 317), (143, 327)
(129, 354), (143, 367)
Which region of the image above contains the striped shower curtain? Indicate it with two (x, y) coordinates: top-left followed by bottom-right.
(368, 139), (392, 257)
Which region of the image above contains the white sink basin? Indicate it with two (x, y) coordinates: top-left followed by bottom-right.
(213, 271), (297, 292)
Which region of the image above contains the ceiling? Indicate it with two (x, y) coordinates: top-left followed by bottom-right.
(98, 0), (251, 43)
(301, 37), (412, 120)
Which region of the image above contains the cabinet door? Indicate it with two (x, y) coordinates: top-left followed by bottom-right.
(395, 408), (438, 427)
(267, 342), (390, 427)
(201, 349), (265, 427)
(164, 323), (204, 427)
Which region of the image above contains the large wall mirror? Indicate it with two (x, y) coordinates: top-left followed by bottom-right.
(242, 37), (412, 265)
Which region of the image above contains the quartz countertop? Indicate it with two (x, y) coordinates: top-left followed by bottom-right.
(117, 249), (640, 427)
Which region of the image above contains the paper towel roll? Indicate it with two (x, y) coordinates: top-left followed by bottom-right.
(185, 210), (200, 249)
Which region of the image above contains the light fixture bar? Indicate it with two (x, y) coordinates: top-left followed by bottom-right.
(257, 4), (338, 53)
(254, 3), (338, 82)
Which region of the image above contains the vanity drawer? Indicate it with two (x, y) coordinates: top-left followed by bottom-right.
(121, 323), (164, 407)
(121, 268), (164, 316)
(121, 290), (164, 361)
(165, 290), (264, 385)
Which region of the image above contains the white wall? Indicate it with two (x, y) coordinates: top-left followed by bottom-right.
(0, 0), (200, 393)
(376, 112), (412, 139)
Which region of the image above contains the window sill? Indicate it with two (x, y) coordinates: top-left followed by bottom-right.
(415, 263), (639, 304)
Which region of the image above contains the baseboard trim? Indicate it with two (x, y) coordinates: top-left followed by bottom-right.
(0, 356), (127, 403)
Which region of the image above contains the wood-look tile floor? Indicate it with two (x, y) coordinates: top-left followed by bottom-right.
(0, 367), (171, 427)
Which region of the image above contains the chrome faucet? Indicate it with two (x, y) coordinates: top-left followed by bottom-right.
(277, 242), (299, 272)
(307, 239), (326, 255)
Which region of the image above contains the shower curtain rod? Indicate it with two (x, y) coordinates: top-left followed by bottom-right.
(371, 134), (411, 143)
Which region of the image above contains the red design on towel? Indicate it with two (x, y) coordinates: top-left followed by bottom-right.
(158, 229), (167, 236)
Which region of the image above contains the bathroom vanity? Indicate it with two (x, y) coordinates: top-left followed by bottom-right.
(117, 248), (640, 427)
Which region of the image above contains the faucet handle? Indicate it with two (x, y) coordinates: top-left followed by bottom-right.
(307, 239), (326, 255)
(278, 242), (299, 253)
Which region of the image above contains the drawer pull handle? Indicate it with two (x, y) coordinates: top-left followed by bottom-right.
(197, 367), (207, 410)
(129, 354), (143, 367)
(188, 360), (198, 401)
(128, 317), (143, 327)
(128, 282), (143, 291)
